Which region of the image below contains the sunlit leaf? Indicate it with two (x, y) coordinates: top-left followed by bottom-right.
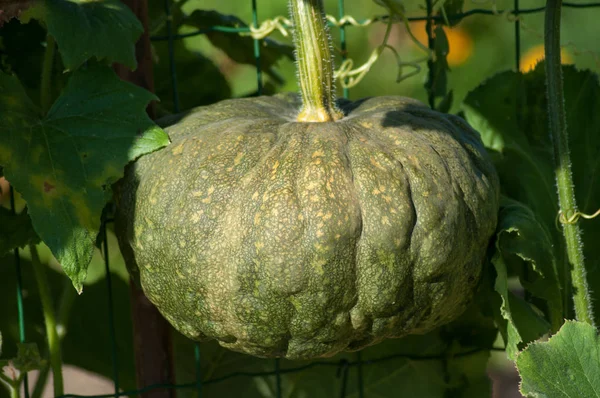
(517, 321), (600, 397)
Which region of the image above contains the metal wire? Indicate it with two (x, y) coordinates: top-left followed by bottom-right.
(149, 2), (600, 42)
(53, 347), (501, 398)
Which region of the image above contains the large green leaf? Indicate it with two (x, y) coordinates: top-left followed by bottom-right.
(0, 65), (169, 291)
(491, 250), (550, 362)
(517, 321), (600, 397)
(27, 0), (143, 70)
(495, 199), (561, 319)
(462, 64), (600, 321)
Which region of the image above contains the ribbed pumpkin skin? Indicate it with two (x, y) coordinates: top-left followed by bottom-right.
(115, 93), (499, 359)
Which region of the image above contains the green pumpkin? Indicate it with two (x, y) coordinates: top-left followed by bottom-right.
(115, 92), (499, 359)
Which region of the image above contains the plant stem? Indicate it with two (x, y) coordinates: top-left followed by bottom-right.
(40, 35), (56, 115)
(290, 0), (343, 122)
(30, 365), (49, 398)
(29, 245), (64, 396)
(0, 374), (18, 398)
(31, 279), (76, 398)
(544, 0), (595, 326)
(9, 382), (18, 398)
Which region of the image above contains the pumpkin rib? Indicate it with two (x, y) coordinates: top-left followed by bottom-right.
(344, 120), (419, 337)
(350, 106), (489, 331)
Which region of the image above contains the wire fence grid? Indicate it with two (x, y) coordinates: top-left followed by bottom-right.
(7, 0), (600, 397)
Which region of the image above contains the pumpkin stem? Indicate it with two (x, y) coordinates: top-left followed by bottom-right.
(290, 0), (343, 122)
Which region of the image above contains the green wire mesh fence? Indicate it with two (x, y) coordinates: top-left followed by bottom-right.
(8, 0), (600, 397)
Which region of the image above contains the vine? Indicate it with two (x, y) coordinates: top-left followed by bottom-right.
(29, 244), (64, 396)
(544, 0), (595, 326)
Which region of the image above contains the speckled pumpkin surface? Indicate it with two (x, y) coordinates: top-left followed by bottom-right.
(115, 93), (500, 359)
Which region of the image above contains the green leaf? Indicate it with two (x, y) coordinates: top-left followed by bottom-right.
(31, 0), (143, 70)
(0, 208), (40, 256)
(490, 198), (558, 360)
(183, 10), (294, 82)
(463, 64), (600, 321)
(498, 198), (561, 328)
(0, 65), (169, 291)
(517, 321), (600, 397)
(491, 255), (547, 362)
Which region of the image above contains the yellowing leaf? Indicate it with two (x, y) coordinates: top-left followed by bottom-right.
(0, 65), (169, 292)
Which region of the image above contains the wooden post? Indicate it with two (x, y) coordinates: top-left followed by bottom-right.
(115, 1), (175, 397)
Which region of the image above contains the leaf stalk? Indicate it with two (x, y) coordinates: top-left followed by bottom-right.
(9, 383), (18, 398)
(29, 245), (64, 396)
(31, 279), (76, 398)
(544, 0), (595, 326)
(0, 373), (18, 398)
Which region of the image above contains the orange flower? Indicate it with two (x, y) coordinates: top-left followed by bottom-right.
(409, 21), (474, 66)
(520, 44), (573, 72)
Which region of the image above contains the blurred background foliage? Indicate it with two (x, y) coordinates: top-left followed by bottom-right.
(2, 0), (600, 396)
(151, 0), (600, 112)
